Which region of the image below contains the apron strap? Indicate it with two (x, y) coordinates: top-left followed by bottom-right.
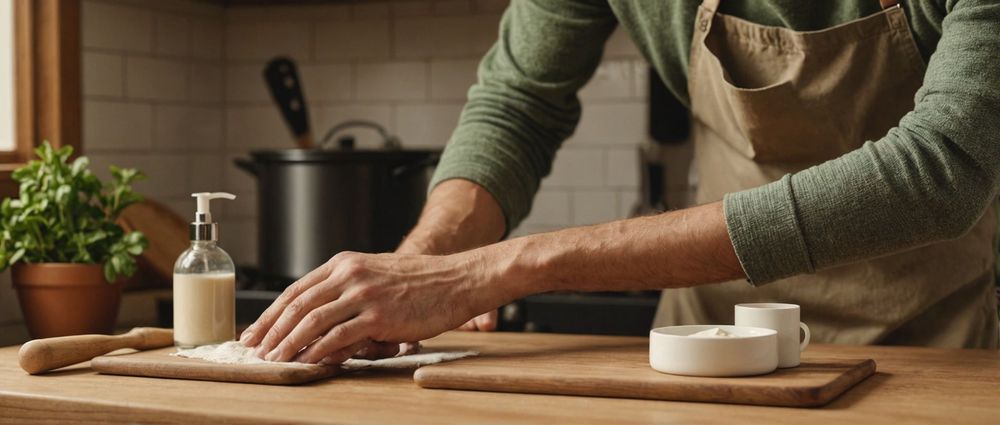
(879, 0), (900, 9)
(702, 0), (721, 13)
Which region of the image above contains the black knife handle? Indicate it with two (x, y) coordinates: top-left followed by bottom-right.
(264, 57), (313, 148)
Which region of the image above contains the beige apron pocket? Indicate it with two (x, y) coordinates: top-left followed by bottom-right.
(701, 36), (846, 164)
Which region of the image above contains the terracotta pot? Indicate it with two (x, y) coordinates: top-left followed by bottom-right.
(11, 263), (122, 339)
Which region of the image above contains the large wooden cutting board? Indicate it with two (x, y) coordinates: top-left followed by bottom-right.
(414, 337), (875, 407)
(91, 347), (343, 385)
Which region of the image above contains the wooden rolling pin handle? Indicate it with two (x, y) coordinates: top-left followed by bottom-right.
(18, 327), (173, 375)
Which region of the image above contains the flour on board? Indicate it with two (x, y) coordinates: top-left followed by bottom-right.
(172, 341), (477, 370)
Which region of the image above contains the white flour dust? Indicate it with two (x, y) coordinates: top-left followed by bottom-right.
(172, 341), (477, 370)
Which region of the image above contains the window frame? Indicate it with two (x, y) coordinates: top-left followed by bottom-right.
(2, 0), (82, 197)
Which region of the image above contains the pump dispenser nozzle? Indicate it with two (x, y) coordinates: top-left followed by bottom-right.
(190, 192), (236, 241)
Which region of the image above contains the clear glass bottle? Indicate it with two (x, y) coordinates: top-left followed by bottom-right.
(173, 192), (237, 348)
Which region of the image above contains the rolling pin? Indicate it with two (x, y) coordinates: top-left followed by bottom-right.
(18, 327), (173, 374)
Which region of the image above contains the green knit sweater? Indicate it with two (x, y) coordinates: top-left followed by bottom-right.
(429, 0), (1000, 284)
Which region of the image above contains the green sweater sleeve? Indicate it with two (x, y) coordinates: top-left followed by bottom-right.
(725, 0), (1000, 285)
(429, 0), (617, 232)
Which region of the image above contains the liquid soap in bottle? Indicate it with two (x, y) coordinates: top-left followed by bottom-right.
(173, 192), (237, 348)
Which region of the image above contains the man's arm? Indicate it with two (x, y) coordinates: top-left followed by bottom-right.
(239, 201), (743, 364)
(725, 0), (1000, 284)
(395, 179), (506, 331)
(396, 180), (505, 256)
(480, 202), (744, 295)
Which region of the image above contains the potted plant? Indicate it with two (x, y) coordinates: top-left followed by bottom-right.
(0, 142), (148, 338)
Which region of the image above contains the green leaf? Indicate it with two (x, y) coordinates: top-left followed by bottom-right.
(103, 262), (116, 283)
(0, 140), (147, 275)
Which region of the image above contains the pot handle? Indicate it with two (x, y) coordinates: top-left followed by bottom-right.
(391, 154), (440, 179)
(233, 158), (258, 176)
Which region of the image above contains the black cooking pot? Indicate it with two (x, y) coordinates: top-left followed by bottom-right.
(234, 147), (438, 284)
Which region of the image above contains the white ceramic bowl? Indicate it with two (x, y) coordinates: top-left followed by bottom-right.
(649, 325), (778, 377)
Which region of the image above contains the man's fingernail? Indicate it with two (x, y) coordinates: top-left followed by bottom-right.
(239, 332), (251, 345)
(265, 350), (279, 361)
(254, 346), (268, 358)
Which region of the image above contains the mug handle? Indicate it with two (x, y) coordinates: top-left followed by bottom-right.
(799, 322), (811, 351)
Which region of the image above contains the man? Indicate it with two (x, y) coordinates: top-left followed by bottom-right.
(240, 0), (1000, 364)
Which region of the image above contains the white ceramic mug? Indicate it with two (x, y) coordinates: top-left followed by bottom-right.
(734, 303), (810, 368)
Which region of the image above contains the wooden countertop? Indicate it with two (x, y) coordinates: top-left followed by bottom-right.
(1, 332), (997, 424)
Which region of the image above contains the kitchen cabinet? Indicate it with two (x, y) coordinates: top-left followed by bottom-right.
(2, 331), (998, 423)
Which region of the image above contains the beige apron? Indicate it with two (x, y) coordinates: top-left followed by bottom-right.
(653, 0), (999, 348)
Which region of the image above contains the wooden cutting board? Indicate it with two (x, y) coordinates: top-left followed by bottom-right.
(414, 337), (875, 407)
(91, 347), (343, 385)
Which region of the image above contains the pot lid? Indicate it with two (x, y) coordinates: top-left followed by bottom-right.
(248, 148), (440, 163)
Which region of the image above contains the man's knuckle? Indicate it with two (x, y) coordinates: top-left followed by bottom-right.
(265, 324), (282, 341)
(286, 300), (305, 316)
(353, 284), (379, 302)
(366, 311), (384, 328)
(328, 325), (348, 341)
(304, 310), (325, 327)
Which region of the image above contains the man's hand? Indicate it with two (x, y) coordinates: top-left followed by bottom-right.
(238, 250), (502, 364)
(458, 310), (498, 331)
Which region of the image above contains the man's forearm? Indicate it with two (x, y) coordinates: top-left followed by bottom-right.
(468, 202), (745, 302)
(397, 179), (506, 255)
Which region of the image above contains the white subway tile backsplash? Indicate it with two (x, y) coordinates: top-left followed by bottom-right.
(605, 148), (639, 187)
(84, 101), (153, 151)
(111, 0), (223, 17)
(224, 190), (258, 220)
(164, 197), (194, 221)
(189, 153), (225, 192)
(154, 14), (190, 57)
(188, 63), (223, 102)
(352, 3), (391, 19)
(126, 57), (187, 101)
(315, 20), (391, 61)
(76, 0), (661, 257)
(356, 62), (427, 101)
(521, 190), (571, 227)
(572, 190), (619, 225)
(88, 153), (189, 199)
(473, 0), (510, 13)
(618, 190), (639, 218)
(191, 17), (223, 59)
(300, 64), (353, 102)
(508, 224), (562, 238)
(605, 27), (641, 58)
(632, 61), (650, 99)
(567, 102), (647, 147)
(395, 103), (463, 148)
(225, 65), (270, 102)
(226, 106), (293, 151)
(154, 105), (222, 151)
(83, 52), (124, 97)
(579, 60), (634, 101)
(82, 1), (152, 52)
(545, 149), (605, 188)
(393, 1), (432, 17)
(226, 5), (349, 23)
(224, 153), (258, 193)
(430, 59), (478, 100)
(220, 218), (258, 265)
(225, 21), (309, 61)
(313, 104), (394, 149)
(394, 15), (501, 59)
(433, 1), (474, 16)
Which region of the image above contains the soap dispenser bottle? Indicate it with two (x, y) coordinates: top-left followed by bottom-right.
(173, 192), (237, 348)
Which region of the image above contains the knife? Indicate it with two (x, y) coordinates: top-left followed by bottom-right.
(263, 57), (315, 149)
